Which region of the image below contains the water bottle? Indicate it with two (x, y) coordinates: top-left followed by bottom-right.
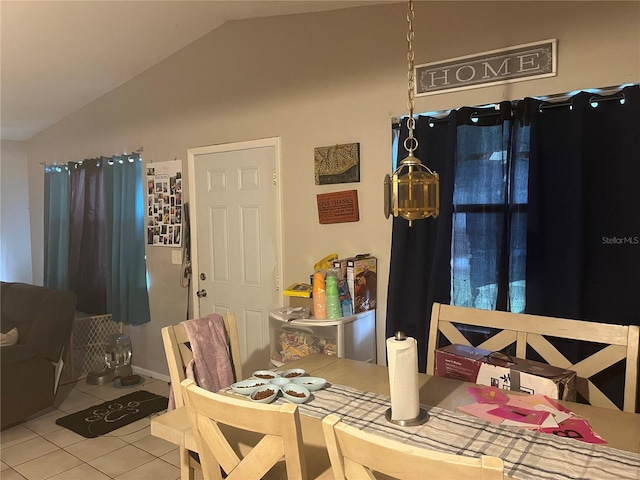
(104, 333), (132, 369)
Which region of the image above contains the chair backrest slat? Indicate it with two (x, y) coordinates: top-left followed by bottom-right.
(427, 303), (640, 412)
(322, 414), (504, 480)
(182, 378), (308, 480)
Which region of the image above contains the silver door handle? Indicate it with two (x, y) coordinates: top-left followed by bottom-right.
(196, 289), (207, 298)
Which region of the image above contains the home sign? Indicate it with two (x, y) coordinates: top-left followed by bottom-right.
(416, 39), (556, 96)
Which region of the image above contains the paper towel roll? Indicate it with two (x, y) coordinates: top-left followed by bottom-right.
(387, 335), (420, 421)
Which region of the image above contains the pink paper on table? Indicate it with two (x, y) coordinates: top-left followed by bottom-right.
(507, 394), (571, 414)
(466, 386), (510, 404)
(458, 403), (505, 425)
(488, 405), (550, 426)
(540, 418), (608, 445)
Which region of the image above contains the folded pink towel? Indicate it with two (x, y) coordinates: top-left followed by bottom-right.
(167, 313), (236, 410)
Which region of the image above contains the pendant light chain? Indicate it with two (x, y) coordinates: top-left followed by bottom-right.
(405, 0), (417, 155)
(384, 0), (439, 224)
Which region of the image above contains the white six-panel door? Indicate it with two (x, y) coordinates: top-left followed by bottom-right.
(188, 138), (282, 375)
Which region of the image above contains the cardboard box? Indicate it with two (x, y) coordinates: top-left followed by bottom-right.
(347, 255), (377, 313)
(435, 344), (576, 401)
(288, 296), (313, 315)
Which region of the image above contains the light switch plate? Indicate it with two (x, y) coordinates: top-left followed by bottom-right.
(171, 249), (182, 265)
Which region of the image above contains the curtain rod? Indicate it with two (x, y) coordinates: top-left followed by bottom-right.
(538, 91), (625, 111)
(40, 147), (143, 167)
(392, 83), (635, 125)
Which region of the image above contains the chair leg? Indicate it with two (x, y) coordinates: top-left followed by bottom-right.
(180, 447), (195, 480)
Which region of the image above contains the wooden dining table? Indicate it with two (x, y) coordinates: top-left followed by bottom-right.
(151, 354), (640, 479)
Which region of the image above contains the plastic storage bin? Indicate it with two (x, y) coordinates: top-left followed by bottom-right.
(269, 307), (376, 367)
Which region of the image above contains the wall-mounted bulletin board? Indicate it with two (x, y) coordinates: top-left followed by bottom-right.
(146, 159), (182, 247)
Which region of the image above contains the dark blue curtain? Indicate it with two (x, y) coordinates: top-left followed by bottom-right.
(526, 85), (640, 409)
(526, 84), (640, 325)
(386, 114), (456, 372)
(67, 159), (107, 314)
(387, 104), (525, 371)
(387, 85), (640, 405)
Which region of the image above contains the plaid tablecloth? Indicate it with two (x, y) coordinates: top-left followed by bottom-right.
(277, 383), (640, 480)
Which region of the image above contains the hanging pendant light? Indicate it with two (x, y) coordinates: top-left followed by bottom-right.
(384, 0), (439, 227)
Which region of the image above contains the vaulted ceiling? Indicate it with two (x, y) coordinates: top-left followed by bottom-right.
(1, 1), (395, 141)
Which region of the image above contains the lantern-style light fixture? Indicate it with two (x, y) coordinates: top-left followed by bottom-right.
(384, 0), (439, 227)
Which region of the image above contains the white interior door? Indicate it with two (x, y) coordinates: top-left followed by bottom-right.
(188, 138), (282, 375)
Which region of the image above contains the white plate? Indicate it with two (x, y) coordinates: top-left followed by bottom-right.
(291, 376), (326, 391)
(281, 383), (310, 404)
(270, 377), (290, 386)
(230, 379), (269, 395)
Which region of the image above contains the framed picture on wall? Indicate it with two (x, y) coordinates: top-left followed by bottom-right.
(314, 142), (360, 185)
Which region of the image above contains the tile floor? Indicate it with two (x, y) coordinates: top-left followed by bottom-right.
(0, 375), (203, 480)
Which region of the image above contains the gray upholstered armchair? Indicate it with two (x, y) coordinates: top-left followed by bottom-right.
(1, 282), (77, 429)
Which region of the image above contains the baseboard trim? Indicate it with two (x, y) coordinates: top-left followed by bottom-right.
(132, 365), (170, 383)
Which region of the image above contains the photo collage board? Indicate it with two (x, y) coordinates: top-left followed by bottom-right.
(146, 159), (182, 247)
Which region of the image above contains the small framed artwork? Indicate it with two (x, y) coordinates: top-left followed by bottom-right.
(314, 142), (360, 185)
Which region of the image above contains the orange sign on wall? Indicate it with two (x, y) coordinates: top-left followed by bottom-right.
(316, 190), (359, 224)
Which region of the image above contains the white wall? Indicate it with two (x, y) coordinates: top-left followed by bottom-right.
(21, 2), (640, 376)
(1, 140), (33, 283)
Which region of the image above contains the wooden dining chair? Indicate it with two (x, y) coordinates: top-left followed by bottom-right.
(181, 378), (308, 480)
(321, 414), (504, 480)
(427, 302), (640, 412)
(161, 313), (243, 480)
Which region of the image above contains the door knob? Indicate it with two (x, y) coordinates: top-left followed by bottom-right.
(196, 289), (207, 298)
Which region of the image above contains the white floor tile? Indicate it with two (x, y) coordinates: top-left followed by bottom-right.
(142, 380), (171, 397)
(13, 448), (82, 480)
(113, 457), (180, 480)
(0, 469), (27, 480)
(70, 380), (100, 393)
(107, 417), (150, 437)
(159, 448), (180, 468)
(23, 410), (64, 436)
(54, 389), (102, 413)
(42, 427), (86, 448)
(47, 462), (111, 480)
(132, 434), (177, 457)
(88, 444), (155, 478)
(0, 425), (38, 448)
(110, 424), (151, 444)
(1, 437), (59, 468)
(64, 435), (128, 462)
(1, 373), (175, 480)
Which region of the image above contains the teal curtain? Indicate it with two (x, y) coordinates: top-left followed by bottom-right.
(44, 165), (70, 289)
(44, 152), (151, 326)
(104, 153), (151, 326)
